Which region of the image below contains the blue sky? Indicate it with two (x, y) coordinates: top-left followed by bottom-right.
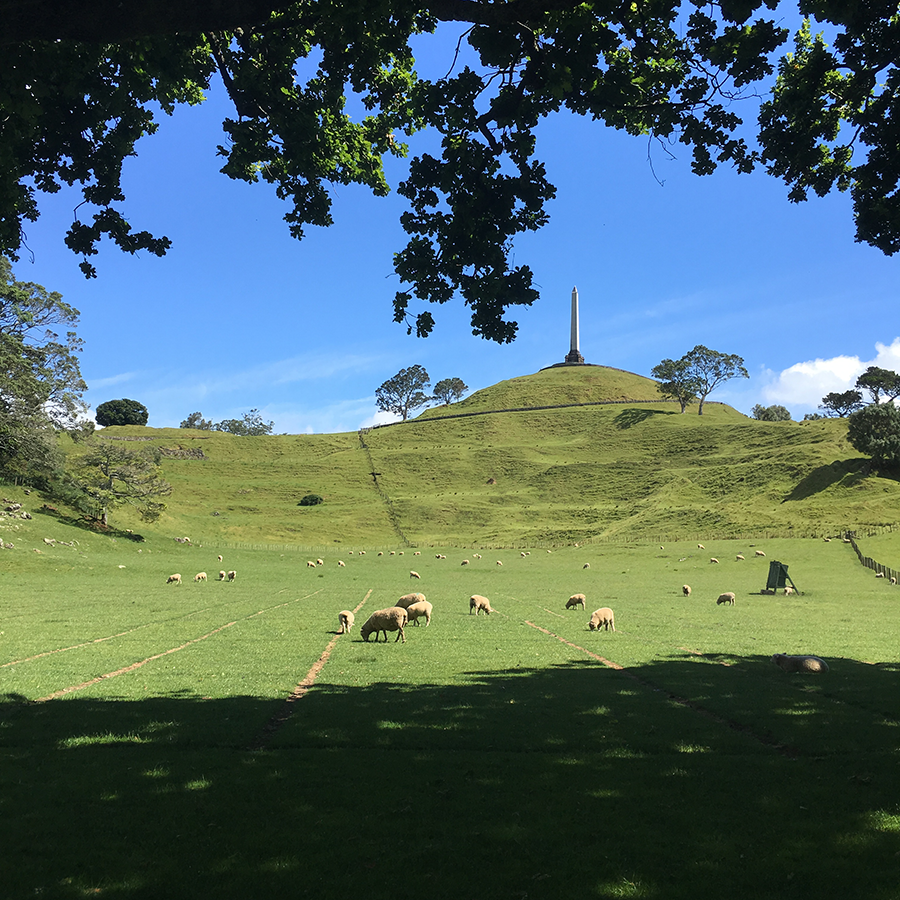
(14, 27), (899, 433)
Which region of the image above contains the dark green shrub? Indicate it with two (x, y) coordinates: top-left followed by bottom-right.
(299, 493), (324, 506)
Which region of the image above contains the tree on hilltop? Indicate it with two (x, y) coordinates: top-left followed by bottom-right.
(650, 358), (701, 414)
(752, 404), (792, 421)
(855, 367), (900, 405)
(376, 365), (431, 422)
(847, 404), (900, 471)
(180, 411), (214, 430)
(95, 398), (149, 427)
(819, 390), (864, 418)
(3, 3), (900, 342)
(214, 409), (274, 436)
(432, 377), (469, 407)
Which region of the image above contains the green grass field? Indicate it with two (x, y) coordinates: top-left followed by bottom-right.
(3, 512), (900, 899)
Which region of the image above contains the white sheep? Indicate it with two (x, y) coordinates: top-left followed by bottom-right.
(218, 570), (226, 581)
(360, 607), (408, 643)
(469, 594), (494, 615)
(166, 573), (182, 585)
(406, 600), (433, 626)
(378, 551), (384, 556)
(359, 550), (367, 555)
(583, 563), (590, 569)
(521, 551), (528, 558)
(698, 543), (705, 550)
(783, 586), (795, 596)
(736, 554), (745, 561)
(307, 560), (316, 568)
(409, 570), (421, 579)
(823, 537), (832, 542)
(194, 572), (208, 582)
(338, 560), (346, 567)
(338, 610), (355, 633)
(227, 570), (237, 582)
(716, 591), (736, 605)
(397, 592), (425, 610)
(772, 653), (829, 674)
(496, 560), (503, 566)
(710, 558), (719, 564)
(414, 551), (421, 556)
(566, 593), (586, 610)
(755, 550), (766, 557)
(876, 572), (885, 578)
(389, 551), (396, 556)
(588, 607), (615, 631)
(473, 554), (482, 559)
(682, 585), (691, 597)
(316, 558), (324, 566)
(461, 559), (470, 566)
(217, 555), (223, 562)
(891, 576), (897, 586)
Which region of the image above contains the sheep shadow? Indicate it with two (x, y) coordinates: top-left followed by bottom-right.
(613, 407), (677, 429)
(3, 656), (900, 900)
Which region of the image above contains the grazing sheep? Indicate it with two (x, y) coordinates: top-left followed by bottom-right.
(414, 551), (421, 556)
(166, 573), (182, 585)
(876, 572), (885, 578)
(194, 572), (208, 582)
(716, 591), (736, 605)
(755, 550), (766, 557)
(521, 552), (528, 558)
(496, 560), (503, 566)
(469, 594), (494, 615)
(390, 551), (396, 556)
(360, 607), (408, 643)
(566, 593), (586, 610)
(227, 570), (237, 582)
(338, 610), (355, 633)
(338, 560), (346, 567)
(583, 563), (590, 569)
(218, 570), (227, 581)
(409, 570), (421, 579)
(316, 558), (324, 566)
(682, 585), (691, 597)
(406, 600), (433, 626)
(378, 551), (384, 556)
(710, 558), (719, 564)
(461, 559), (470, 566)
(736, 554), (745, 561)
(217, 555), (223, 562)
(588, 607), (615, 631)
(698, 543), (705, 550)
(473, 554), (482, 559)
(359, 550), (366, 555)
(307, 560), (316, 568)
(823, 537), (832, 542)
(891, 577), (897, 586)
(783, 586), (795, 596)
(397, 592), (425, 610)
(772, 653), (829, 674)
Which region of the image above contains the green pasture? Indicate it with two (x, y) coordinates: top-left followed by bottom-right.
(3, 526), (900, 899)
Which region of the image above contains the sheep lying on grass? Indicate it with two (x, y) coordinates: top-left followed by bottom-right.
(682, 585), (691, 596)
(406, 600), (433, 626)
(396, 592), (425, 610)
(360, 607), (408, 643)
(772, 653), (829, 673)
(716, 591), (736, 605)
(469, 594), (494, 615)
(194, 572), (207, 582)
(166, 573), (182, 585)
(588, 608), (615, 631)
(566, 593), (586, 610)
(338, 610), (355, 633)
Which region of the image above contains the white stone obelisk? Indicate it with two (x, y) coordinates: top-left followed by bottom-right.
(565, 285), (585, 364)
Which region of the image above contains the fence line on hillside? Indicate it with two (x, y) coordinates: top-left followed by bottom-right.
(844, 529), (899, 583)
(357, 429), (411, 547)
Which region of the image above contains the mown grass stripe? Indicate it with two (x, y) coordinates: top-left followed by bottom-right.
(248, 590), (372, 750)
(32, 590), (324, 702)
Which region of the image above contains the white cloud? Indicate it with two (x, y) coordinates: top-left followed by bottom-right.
(761, 338), (900, 408)
(86, 371), (137, 391)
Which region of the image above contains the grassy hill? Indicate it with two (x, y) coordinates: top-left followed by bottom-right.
(49, 365), (900, 548)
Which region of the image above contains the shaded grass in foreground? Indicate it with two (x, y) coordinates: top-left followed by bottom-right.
(3, 656), (900, 900)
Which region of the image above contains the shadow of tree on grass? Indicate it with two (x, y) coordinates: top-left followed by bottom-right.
(2, 655), (900, 900)
(613, 407), (677, 430)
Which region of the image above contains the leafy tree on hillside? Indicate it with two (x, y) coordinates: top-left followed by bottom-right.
(4, 4), (900, 341)
(95, 398), (148, 426)
(819, 390), (864, 418)
(180, 411), (214, 430)
(214, 409), (274, 436)
(70, 439), (171, 525)
(855, 367), (900, 405)
(432, 377), (469, 407)
(683, 346), (749, 415)
(376, 365), (431, 422)
(752, 404), (792, 421)
(0, 257), (86, 482)
(847, 403), (900, 471)
(650, 358), (701, 413)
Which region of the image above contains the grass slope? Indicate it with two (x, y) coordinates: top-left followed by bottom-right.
(53, 365), (899, 548)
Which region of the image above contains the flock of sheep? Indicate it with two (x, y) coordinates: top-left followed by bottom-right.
(167, 554), (235, 585)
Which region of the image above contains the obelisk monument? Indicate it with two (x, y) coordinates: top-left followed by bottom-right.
(564, 285), (585, 364)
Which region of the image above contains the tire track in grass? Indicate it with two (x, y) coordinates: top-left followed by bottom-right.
(524, 620), (799, 758)
(33, 591), (323, 703)
(248, 590), (372, 751)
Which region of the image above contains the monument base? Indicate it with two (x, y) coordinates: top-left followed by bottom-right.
(564, 350), (585, 364)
